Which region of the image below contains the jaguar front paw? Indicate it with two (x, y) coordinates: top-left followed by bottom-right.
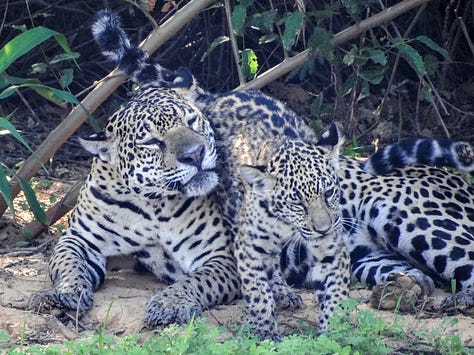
(29, 286), (93, 314)
(146, 293), (202, 327)
(441, 288), (474, 310)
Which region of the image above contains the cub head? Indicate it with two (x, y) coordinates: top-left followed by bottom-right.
(240, 123), (343, 239)
(80, 86), (217, 198)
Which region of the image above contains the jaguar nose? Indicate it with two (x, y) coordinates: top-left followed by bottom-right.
(177, 143), (205, 168)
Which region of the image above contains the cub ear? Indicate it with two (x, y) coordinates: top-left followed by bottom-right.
(317, 122), (345, 148)
(78, 132), (118, 164)
(317, 122), (344, 170)
(239, 165), (275, 196)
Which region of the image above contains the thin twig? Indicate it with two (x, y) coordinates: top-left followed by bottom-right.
(425, 75), (449, 116)
(457, 17), (474, 58)
(429, 96), (450, 138)
(375, 3), (427, 117)
(15, 89), (41, 123)
(124, 0), (159, 29)
(224, 0), (245, 85)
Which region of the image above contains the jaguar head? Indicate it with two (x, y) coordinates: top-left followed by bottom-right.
(240, 124), (343, 239)
(80, 86), (218, 198)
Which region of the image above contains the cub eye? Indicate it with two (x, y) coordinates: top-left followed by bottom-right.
(324, 187), (336, 201)
(287, 200), (306, 213)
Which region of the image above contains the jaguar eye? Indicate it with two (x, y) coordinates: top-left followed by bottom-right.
(140, 137), (166, 150)
(187, 116), (198, 127)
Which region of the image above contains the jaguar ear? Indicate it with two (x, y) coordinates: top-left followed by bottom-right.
(239, 165), (275, 196)
(317, 122), (344, 148)
(79, 131), (118, 164)
(317, 122), (344, 171)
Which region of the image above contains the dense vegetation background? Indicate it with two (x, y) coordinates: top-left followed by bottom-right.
(0, 0), (473, 226)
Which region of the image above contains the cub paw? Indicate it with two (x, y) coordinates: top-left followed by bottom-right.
(242, 315), (281, 342)
(146, 293), (201, 327)
(370, 273), (431, 311)
(273, 289), (303, 310)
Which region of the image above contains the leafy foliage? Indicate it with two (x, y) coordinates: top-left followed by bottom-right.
(1, 304), (471, 354)
(0, 25), (79, 223)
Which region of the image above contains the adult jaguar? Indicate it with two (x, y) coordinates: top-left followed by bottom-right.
(31, 9), (474, 341)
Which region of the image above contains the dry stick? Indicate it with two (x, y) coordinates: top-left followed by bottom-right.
(20, 0), (431, 235)
(0, 0), (216, 216)
(224, 0), (245, 85)
(236, 0), (431, 91)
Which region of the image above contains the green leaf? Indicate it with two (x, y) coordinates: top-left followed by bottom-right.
(310, 93), (324, 118)
(343, 45), (358, 65)
(239, 0), (255, 6)
(0, 82), (79, 105)
(0, 74), (27, 89)
(415, 35), (449, 58)
(0, 165), (15, 216)
(420, 86), (434, 103)
(231, 5), (247, 36)
(0, 117), (34, 154)
(367, 48), (387, 66)
(341, 0), (360, 16)
(340, 73), (357, 96)
(241, 49), (258, 79)
(357, 79), (370, 101)
(360, 67), (386, 85)
(259, 34), (279, 45)
(17, 176), (48, 225)
(309, 27), (334, 61)
(0, 26), (77, 73)
(201, 36), (229, 62)
(394, 40), (426, 77)
(49, 52), (80, 65)
(424, 54), (439, 76)
(282, 11), (304, 51)
(248, 10), (278, 32)
(59, 68), (74, 88)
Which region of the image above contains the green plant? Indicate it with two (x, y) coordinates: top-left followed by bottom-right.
(0, 25), (79, 225)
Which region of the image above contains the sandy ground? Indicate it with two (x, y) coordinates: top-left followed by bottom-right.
(0, 249), (473, 349)
(0, 180), (473, 350)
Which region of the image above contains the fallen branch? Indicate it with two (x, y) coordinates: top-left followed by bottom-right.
(0, 0), (217, 215)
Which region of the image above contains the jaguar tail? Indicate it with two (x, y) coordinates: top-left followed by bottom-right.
(363, 138), (474, 175)
(92, 9), (187, 88)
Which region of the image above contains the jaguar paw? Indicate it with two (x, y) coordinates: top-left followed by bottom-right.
(29, 289), (61, 313)
(441, 288), (474, 311)
(274, 289), (303, 310)
(146, 293), (201, 327)
(29, 286), (93, 314)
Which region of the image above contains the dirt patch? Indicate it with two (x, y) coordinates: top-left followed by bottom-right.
(0, 249), (473, 349)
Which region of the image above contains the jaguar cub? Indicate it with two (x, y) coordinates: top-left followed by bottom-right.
(236, 127), (350, 341)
